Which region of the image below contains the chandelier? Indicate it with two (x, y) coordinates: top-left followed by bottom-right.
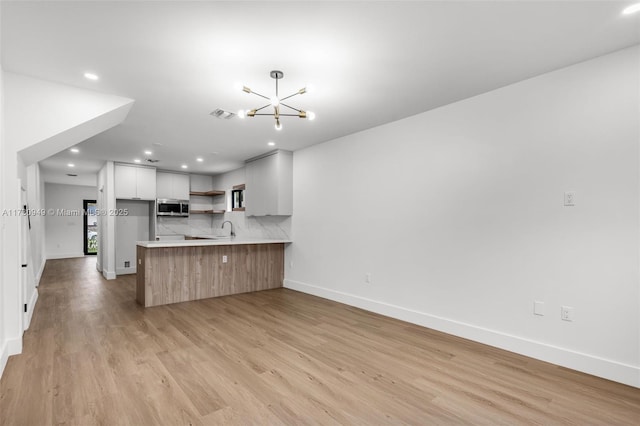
(238, 70), (315, 131)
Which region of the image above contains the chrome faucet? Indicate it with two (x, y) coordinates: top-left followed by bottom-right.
(221, 220), (235, 238)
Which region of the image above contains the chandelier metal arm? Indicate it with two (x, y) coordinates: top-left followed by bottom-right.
(249, 92), (271, 102)
(280, 102), (302, 113)
(253, 103), (271, 113)
(251, 113), (302, 117)
(279, 91), (303, 102)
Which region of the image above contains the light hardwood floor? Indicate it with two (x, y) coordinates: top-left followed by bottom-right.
(1, 257), (638, 425)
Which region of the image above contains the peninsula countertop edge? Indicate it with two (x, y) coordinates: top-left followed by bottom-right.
(136, 238), (292, 248)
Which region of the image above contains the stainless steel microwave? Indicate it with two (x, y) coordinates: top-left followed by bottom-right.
(156, 199), (189, 217)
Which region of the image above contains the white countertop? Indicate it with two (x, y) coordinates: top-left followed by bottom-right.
(137, 237), (291, 248)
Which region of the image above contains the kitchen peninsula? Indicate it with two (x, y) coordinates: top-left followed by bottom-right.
(136, 238), (290, 307)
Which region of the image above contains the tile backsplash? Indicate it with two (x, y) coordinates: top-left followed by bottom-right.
(157, 212), (290, 239)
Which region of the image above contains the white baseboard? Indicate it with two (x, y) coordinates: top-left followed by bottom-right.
(102, 269), (116, 280)
(35, 259), (46, 285)
(0, 341), (8, 381)
(284, 279), (640, 388)
(24, 289), (39, 330)
(116, 267), (137, 275)
(46, 252), (85, 260)
(0, 336), (23, 380)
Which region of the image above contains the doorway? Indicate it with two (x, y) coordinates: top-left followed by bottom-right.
(83, 199), (98, 255)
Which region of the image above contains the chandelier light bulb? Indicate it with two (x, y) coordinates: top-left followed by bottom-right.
(237, 109), (246, 119)
(275, 120), (282, 131)
(270, 96), (280, 107)
(307, 111), (316, 121)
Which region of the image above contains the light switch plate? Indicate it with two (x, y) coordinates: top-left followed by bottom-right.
(534, 301), (545, 316)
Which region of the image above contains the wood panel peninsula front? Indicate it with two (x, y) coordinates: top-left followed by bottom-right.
(136, 239), (289, 307)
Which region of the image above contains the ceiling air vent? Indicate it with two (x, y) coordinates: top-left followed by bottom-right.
(210, 109), (236, 119)
(146, 159), (160, 163)
(66, 173), (77, 177)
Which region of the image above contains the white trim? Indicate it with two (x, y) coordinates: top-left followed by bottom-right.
(284, 279), (640, 388)
(0, 336), (24, 379)
(35, 259), (46, 284)
(116, 266), (137, 276)
(46, 252), (85, 260)
(0, 341), (8, 381)
(102, 269), (116, 280)
(23, 288), (39, 330)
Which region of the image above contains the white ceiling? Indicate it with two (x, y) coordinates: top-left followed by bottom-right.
(2, 1), (639, 184)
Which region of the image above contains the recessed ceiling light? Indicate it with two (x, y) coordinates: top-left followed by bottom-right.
(268, 142), (276, 146)
(144, 150), (152, 155)
(134, 159), (141, 163)
(623, 3), (640, 14)
(196, 157), (204, 162)
(181, 164), (188, 169)
(70, 148), (79, 153)
(67, 163), (75, 168)
(84, 72), (99, 81)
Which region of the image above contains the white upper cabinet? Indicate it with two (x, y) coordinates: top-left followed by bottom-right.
(245, 150), (292, 216)
(115, 164), (157, 200)
(156, 171), (190, 200)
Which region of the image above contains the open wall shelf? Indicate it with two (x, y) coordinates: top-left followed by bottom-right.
(189, 190), (225, 197)
(190, 210), (225, 215)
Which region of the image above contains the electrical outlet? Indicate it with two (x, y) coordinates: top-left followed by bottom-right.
(561, 306), (574, 321)
(124, 261), (130, 268)
(534, 301), (545, 316)
(222, 255), (228, 264)
(365, 273), (372, 284)
(564, 191), (576, 206)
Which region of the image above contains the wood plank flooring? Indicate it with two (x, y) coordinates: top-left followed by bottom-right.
(1, 257), (639, 425)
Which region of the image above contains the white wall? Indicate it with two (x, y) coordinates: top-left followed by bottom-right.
(0, 3), (7, 377)
(287, 46), (640, 387)
(115, 199), (150, 275)
(97, 162), (116, 280)
(45, 183), (97, 259)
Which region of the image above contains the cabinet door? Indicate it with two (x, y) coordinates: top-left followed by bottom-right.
(135, 167), (157, 200)
(245, 151), (292, 216)
(115, 165), (137, 199)
(246, 154), (275, 216)
(156, 172), (173, 199)
(172, 173), (190, 200)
